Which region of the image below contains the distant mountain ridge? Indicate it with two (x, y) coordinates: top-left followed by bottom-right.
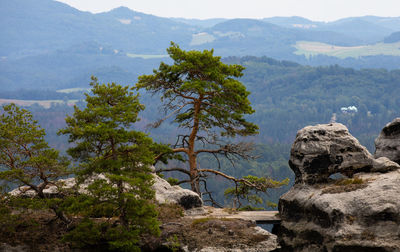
(0, 0), (195, 58)
(1, 0), (399, 59)
(0, 0), (400, 91)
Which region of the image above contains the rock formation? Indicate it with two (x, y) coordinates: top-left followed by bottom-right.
(152, 174), (202, 209)
(10, 173), (202, 210)
(375, 118), (400, 164)
(276, 122), (400, 251)
(289, 123), (397, 184)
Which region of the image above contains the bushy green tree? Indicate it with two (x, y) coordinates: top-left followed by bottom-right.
(59, 77), (161, 251)
(0, 103), (69, 198)
(137, 43), (286, 207)
(0, 103), (71, 226)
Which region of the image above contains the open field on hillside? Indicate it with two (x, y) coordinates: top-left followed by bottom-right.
(190, 32), (216, 45)
(56, 88), (90, 93)
(294, 41), (400, 59)
(0, 99), (78, 108)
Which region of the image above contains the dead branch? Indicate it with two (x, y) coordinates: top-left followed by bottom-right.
(200, 179), (223, 208)
(196, 142), (257, 160)
(173, 135), (190, 149)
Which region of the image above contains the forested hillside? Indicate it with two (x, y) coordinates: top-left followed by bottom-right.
(139, 56), (400, 149)
(227, 57), (400, 147)
(13, 56), (399, 149)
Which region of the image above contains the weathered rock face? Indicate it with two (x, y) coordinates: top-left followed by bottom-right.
(276, 122), (400, 252)
(288, 123), (395, 184)
(9, 173), (202, 210)
(375, 118), (400, 165)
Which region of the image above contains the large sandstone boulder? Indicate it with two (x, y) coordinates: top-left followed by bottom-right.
(288, 123), (395, 184)
(9, 173), (202, 210)
(375, 118), (400, 164)
(152, 174), (202, 209)
(276, 122), (400, 251)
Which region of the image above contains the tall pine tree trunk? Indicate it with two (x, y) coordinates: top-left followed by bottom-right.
(189, 152), (200, 194)
(188, 99), (201, 195)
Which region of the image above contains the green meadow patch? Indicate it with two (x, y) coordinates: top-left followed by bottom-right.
(294, 41), (400, 59)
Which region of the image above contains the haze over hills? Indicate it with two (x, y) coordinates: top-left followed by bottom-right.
(0, 0), (399, 91)
(170, 18), (228, 28)
(0, 0), (194, 58)
(263, 16), (400, 43)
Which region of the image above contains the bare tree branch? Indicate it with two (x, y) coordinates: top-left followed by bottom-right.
(196, 142), (257, 160)
(200, 179), (223, 208)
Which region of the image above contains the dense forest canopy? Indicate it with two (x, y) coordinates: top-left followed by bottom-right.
(225, 56), (400, 146)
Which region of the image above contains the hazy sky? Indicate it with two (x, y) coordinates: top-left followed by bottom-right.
(56, 0), (400, 22)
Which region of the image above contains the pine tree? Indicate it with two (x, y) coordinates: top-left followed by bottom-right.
(137, 43), (287, 207)
(0, 103), (71, 224)
(59, 77), (160, 251)
(0, 103), (69, 198)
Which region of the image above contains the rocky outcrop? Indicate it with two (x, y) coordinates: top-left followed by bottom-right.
(9, 173), (202, 210)
(288, 123), (396, 185)
(276, 122), (400, 252)
(375, 118), (400, 164)
(152, 174), (202, 209)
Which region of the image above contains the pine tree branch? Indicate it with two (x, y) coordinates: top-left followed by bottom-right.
(198, 169), (265, 191)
